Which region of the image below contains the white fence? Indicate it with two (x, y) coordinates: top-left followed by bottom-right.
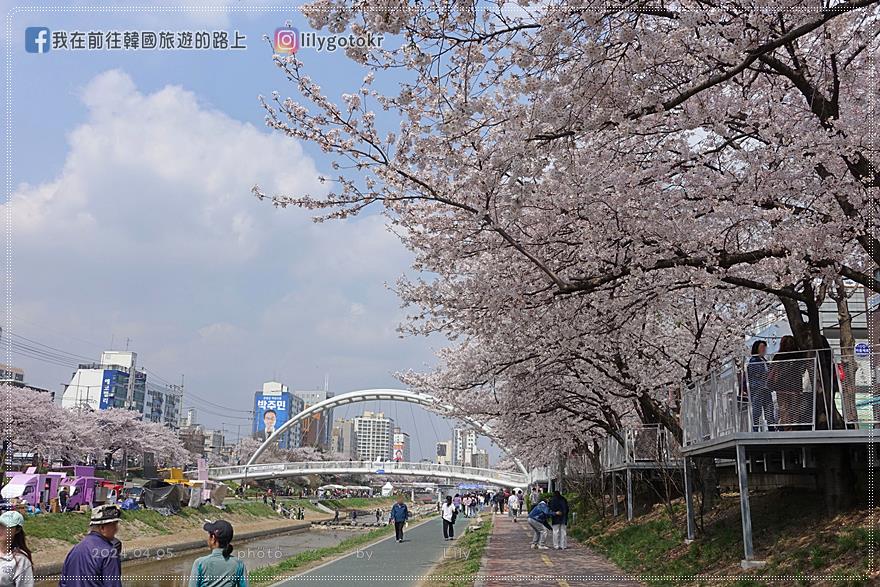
(601, 424), (683, 470)
(681, 351), (878, 447)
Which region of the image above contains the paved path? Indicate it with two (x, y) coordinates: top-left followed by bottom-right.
(480, 513), (643, 586)
(277, 515), (469, 585)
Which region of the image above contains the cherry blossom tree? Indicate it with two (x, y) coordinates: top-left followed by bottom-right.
(231, 436), (330, 465)
(230, 436), (264, 465)
(0, 385), (86, 464)
(0, 386), (192, 472)
(256, 1), (878, 468)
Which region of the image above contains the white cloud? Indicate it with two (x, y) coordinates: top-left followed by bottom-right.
(197, 322), (241, 343)
(12, 69), (322, 265)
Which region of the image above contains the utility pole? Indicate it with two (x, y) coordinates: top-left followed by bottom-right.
(124, 352), (137, 410)
(122, 351), (138, 484)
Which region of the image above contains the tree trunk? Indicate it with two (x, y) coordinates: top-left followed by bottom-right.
(694, 456), (719, 513)
(780, 280), (856, 509)
(779, 283), (823, 352)
(832, 280), (858, 426)
(637, 392), (682, 441)
(815, 445), (856, 513)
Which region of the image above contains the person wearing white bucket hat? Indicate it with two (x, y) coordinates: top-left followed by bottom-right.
(0, 511), (33, 587)
(59, 505), (123, 587)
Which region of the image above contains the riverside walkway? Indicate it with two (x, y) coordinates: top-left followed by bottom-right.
(479, 512), (642, 587)
(277, 515), (470, 585)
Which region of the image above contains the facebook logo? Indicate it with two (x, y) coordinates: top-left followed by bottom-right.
(25, 27), (50, 53)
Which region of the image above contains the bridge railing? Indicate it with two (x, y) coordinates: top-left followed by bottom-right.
(204, 460), (529, 485)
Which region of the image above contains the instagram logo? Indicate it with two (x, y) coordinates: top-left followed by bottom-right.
(274, 27), (299, 54)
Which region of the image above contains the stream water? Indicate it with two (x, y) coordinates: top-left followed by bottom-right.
(36, 526), (368, 587)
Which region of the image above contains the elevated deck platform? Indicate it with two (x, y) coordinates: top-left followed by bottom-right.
(679, 351), (877, 568)
(682, 429), (876, 458)
(601, 425), (684, 520)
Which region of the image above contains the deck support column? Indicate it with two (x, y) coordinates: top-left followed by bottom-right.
(625, 467), (633, 521)
(683, 457), (696, 543)
(611, 473), (618, 516)
(737, 444), (765, 569)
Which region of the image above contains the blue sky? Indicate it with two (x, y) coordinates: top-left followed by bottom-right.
(2, 2), (504, 462)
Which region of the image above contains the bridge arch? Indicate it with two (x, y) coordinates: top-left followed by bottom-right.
(248, 388), (527, 476)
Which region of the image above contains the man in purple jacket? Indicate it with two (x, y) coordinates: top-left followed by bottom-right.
(60, 504), (123, 587)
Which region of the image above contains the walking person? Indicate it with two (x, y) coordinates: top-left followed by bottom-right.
(389, 496), (409, 543)
(0, 512), (33, 587)
(375, 508), (381, 524)
(189, 520), (247, 587)
(527, 498), (552, 550)
(60, 505), (124, 587)
(507, 491), (519, 523)
(548, 490), (569, 550)
(333, 509), (339, 523)
(747, 340), (777, 431)
(441, 496), (457, 541)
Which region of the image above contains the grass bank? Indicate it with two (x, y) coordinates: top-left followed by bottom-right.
(26, 502), (284, 545)
(423, 514), (493, 587)
(568, 489), (875, 586)
(318, 496), (401, 510)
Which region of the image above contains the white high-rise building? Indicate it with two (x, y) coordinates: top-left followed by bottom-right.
(61, 350), (181, 429)
(452, 428), (478, 466)
(353, 411), (394, 462)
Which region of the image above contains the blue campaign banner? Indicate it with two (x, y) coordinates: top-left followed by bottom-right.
(253, 391), (292, 448)
(100, 370), (116, 409)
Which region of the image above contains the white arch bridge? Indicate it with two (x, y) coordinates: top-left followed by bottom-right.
(246, 388), (528, 476)
(202, 460), (529, 487)
(196, 388), (535, 487)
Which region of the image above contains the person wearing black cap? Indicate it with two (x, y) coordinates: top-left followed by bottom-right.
(190, 520), (247, 587)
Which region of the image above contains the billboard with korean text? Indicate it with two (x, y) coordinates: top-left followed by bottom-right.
(253, 391), (293, 448)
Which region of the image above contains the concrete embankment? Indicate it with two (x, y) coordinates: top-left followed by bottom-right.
(35, 519), (316, 576)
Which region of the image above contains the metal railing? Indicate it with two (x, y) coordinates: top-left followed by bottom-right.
(601, 424), (683, 470)
(681, 350), (879, 447)
(201, 460), (530, 485)
(837, 352), (879, 428)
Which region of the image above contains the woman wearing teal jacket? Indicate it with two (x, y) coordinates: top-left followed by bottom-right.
(189, 520), (247, 587)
